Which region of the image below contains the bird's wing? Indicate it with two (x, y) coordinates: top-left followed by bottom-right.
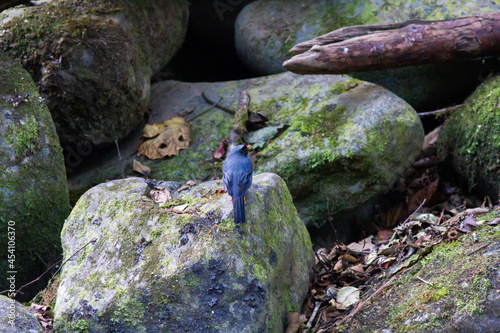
(236, 170), (253, 196)
(222, 169), (233, 196)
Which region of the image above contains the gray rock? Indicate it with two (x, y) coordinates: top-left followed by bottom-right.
(0, 56), (69, 301)
(54, 173), (313, 332)
(0, 0), (189, 146)
(0, 296), (44, 333)
(235, 0), (500, 110)
(147, 72), (424, 227)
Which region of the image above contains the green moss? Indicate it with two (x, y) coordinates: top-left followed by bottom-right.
(441, 75), (500, 192)
(0, 57), (69, 300)
(375, 227), (500, 332)
(111, 289), (146, 331)
(65, 319), (91, 333)
(7, 114), (39, 157)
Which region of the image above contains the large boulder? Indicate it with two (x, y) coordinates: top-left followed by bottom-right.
(0, 56), (69, 301)
(0, 0), (189, 146)
(235, 0), (500, 110)
(0, 296), (44, 333)
(149, 72), (423, 227)
(440, 74), (500, 202)
(54, 173), (313, 332)
(346, 225), (500, 332)
(67, 72), (423, 229)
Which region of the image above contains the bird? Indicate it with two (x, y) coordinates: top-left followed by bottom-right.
(222, 144), (253, 224)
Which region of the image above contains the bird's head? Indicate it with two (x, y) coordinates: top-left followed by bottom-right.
(231, 144), (251, 157)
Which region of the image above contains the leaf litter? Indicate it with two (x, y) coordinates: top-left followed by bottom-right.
(287, 127), (500, 332)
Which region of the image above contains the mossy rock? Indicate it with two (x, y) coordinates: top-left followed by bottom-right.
(0, 295), (44, 333)
(0, 0), (189, 146)
(440, 74), (500, 202)
(235, 0), (500, 110)
(345, 225), (500, 332)
(0, 56), (69, 301)
(152, 72), (424, 227)
(69, 72), (423, 229)
(53, 173), (313, 332)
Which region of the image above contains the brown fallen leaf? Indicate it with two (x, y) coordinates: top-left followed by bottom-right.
(138, 117), (190, 159)
(347, 235), (374, 252)
(150, 187), (172, 205)
(339, 253), (359, 263)
(349, 264), (366, 274)
(458, 214), (478, 233)
(377, 229), (394, 242)
(186, 180), (196, 186)
(408, 177), (439, 211)
(214, 139), (228, 159)
(133, 159), (151, 178)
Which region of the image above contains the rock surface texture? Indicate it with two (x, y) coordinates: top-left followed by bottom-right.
(0, 0), (189, 146)
(0, 296), (44, 333)
(54, 173), (313, 332)
(0, 56), (69, 301)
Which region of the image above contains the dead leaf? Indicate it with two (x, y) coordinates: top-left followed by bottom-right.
(408, 177), (439, 211)
(243, 124), (286, 149)
(381, 202), (408, 227)
(377, 229), (394, 242)
(349, 264), (365, 274)
(422, 124), (442, 152)
(150, 187), (172, 205)
(285, 312), (307, 333)
(214, 139), (227, 159)
(486, 217), (500, 225)
(333, 260), (343, 272)
(347, 235), (374, 252)
(173, 204), (189, 212)
(133, 159), (151, 177)
(138, 117), (190, 159)
(458, 215), (477, 233)
(336, 286), (360, 308)
(186, 180), (196, 186)
(339, 253), (359, 263)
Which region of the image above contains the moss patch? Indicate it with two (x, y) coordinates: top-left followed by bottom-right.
(440, 75), (500, 199)
(346, 226), (500, 332)
(0, 56), (69, 301)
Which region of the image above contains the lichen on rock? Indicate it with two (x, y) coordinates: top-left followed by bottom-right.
(54, 173), (313, 332)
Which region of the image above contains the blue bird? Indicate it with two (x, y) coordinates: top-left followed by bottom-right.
(222, 144), (253, 224)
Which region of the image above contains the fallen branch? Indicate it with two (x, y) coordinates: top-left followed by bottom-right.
(0, 238), (97, 298)
(201, 92), (236, 115)
(284, 14), (500, 74)
(418, 104), (465, 117)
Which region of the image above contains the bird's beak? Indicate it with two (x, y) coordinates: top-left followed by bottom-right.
(246, 145), (251, 149)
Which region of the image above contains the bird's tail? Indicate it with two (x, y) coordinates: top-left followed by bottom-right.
(233, 195), (246, 224)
